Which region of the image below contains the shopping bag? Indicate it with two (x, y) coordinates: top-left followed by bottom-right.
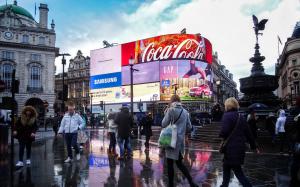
(158, 124), (177, 149)
(77, 130), (89, 144)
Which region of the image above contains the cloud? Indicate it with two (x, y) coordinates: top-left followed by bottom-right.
(55, 0), (299, 91)
(240, 0), (283, 16)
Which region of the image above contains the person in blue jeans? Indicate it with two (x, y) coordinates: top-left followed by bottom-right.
(114, 106), (133, 160)
(58, 101), (85, 163)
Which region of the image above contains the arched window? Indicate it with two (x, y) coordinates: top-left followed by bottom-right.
(2, 64), (13, 90)
(30, 66), (41, 89)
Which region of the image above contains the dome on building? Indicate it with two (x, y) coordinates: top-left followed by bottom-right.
(0, 3), (34, 20)
(292, 21), (300, 38)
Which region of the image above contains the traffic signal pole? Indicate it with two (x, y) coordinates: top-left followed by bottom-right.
(10, 69), (16, 187)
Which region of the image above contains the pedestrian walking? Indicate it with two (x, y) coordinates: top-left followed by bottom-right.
(115, 106), (133, 160)
(247, 109), (258, 139)
(14, 106), (38, 167)
(58, 101), (85, 163)
(162, 95), (198, 187)
(107, 109), (117, 156)
(219, 97), (258, 187)
(53, 113), (60, 137)
(290, 96), (300, 186)
(275, 109), (287, 153)
(140, 112), (153, 150)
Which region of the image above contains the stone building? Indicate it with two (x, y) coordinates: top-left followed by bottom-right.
(211, 52), (238, 105)
(54, 50), (90, 113)
(276, 21), (300, 108)
(0, 1), (59, 119)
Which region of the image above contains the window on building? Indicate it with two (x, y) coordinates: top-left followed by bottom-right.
(282, 72), (287, 89)
(31, 54), (41, 62)
(22, 35), (29, 43)
(38, 37), (45, 45)
(2, 51), (14, 60)
(30, 66), (41, 88)
(292, 59), (297, 66)
(2, 64), (13, 90)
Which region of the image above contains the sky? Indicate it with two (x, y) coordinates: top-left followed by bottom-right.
(14, 0), (300, 88)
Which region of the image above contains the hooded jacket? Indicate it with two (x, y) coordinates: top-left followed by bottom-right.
(162, 102), (192, 160)
(276, 110), (286, 134)
(58, 112), (85, 134)
(15, 106), (38, 142)
(115, 107), (133, 139)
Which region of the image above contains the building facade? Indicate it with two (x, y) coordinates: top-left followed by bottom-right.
(0, 1), (58, 119)
(211, 52), (238, 105)
(276, 22), (300, 108)
(54, 50), (90, 113)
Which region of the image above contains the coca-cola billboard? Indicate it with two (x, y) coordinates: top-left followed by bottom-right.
(121, 34), (212, 66)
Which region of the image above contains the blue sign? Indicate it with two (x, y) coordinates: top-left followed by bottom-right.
(89, 155), (109, 168)
(90, 72), (121, 89)
(161, 80), (170, 87)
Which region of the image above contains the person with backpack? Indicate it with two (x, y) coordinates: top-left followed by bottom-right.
(161, 95), (198, 187)
(219, 98), (258, 187)
(14, 106), (38, 167)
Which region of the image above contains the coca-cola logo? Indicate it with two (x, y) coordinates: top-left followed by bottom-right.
(141, 38), (206, 63)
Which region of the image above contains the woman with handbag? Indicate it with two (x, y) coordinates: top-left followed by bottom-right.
(219, 98), (259, 187)
(161, 95), (198, 187)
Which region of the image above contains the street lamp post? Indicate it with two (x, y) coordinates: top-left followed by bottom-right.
(129, 56), (139, 117)
(58, 53), (70, 112)
(216, 80), (221, 104)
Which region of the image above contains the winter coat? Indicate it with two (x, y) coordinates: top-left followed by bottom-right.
(115, 107), (133, 139)
(58, 112), (85, 134)
(275, 110), (286, 135)
(140, 115), (153, 137)
(162, 102), (192, 160)
(14, 106), (38, 143)
(219, 110), (256, 165)
(293, 107), (300, 142)
(107, 112), (117, 133)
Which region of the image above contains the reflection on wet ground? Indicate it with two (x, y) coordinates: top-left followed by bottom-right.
(0, 130), (291, 187)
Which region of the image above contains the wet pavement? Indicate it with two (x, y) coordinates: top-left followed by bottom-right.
(0, 129), (291, 187)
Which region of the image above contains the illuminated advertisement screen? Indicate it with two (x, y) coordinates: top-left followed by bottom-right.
(90, 82), (160, 104)
(90, 34), (212, 104)
(160, 60), (213, 101)
(122, 61), (159, 85)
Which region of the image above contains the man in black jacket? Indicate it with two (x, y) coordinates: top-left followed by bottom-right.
(140, 113), (153, 150)
(115, 106), (133, 160)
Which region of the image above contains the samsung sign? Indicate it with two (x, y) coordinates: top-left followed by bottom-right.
(90, 72), (121, 89)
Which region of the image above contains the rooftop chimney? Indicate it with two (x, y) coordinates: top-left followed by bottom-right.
(39, 4), (48, 29)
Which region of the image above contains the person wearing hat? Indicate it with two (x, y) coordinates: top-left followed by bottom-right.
(266, 112), (276, 143)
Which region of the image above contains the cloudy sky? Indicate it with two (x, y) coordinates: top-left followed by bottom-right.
(18, 0), (299, 88)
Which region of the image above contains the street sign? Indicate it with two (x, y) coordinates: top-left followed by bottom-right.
(0, 80), (5, 92)
(161, 80), (170, 87)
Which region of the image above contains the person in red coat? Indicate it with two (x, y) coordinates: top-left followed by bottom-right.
(14, 106), (38, 167)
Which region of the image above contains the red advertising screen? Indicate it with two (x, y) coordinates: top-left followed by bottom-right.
(121, 34), (212, 66)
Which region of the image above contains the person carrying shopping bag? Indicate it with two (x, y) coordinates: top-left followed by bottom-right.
(58, 101), (85, 163)
(161, 95), (198, 187)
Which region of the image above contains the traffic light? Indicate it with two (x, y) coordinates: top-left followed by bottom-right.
(100, 101), (104, 110)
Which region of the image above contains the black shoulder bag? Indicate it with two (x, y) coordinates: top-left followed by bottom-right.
(219, 114), (240, 153)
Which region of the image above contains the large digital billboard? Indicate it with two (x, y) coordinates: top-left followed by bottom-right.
(90, 34), (213, 105)
(90, 83), (160, 104)
(122, 61), (159, 85)
(160, 60), (213, 101)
